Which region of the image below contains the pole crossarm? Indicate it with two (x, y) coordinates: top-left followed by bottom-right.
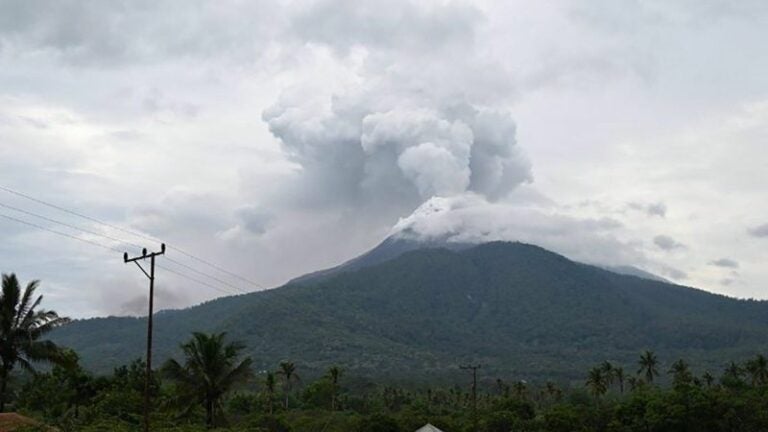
(124, 245), (166, 263)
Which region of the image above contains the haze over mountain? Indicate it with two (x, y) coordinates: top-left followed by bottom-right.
(52, 240), (768, 382)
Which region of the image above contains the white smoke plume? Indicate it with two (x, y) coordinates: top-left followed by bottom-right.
(264, 99), (531, 210)
(259, 0), (652, 274)
(391, 194), (645, 267)
(263, 0), (532, 233)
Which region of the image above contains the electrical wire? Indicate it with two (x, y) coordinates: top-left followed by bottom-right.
(0, 201), (249, 294)
(0, 184), (264, 289)
(157, 265), (241, 296)
(0, 201), (143, 249)
(0, 211), (244, 297)
(0, 212), (121, 253)
(164, 257), (248, 294)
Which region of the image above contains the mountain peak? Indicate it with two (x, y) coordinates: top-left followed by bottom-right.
(293, 234), (666, 285)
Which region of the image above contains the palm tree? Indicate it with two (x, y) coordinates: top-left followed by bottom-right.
(745, 354), (768, 386)
(702, 371), (715, 388)
(277, 361), (299, 410)
(627, 376), (641, 392)
(0, 273), (70, 412)
(600, 361), (614, 386)
(327, 365), (343, 411)
(586, 367), (607, 399)
(638, 350), (660, 384)
(495, 378), (510, 398)
(544, 381), (562, 401)
(263, 371), (277, 414)
(614, 367), (625, 394)
(512, 380), (527, 400)
(163, 332), (252, 428)
(723, 361), (743, 382)
(669, 359), (692, 388)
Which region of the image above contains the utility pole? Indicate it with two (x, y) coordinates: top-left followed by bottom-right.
(460, 364), (481, 432)
(124, 244), (165, 432)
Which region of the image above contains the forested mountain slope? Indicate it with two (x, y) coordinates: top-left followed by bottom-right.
(52, 242), (768, 382)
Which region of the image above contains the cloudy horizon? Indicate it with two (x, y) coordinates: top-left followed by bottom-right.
(1, 0), (767, 318)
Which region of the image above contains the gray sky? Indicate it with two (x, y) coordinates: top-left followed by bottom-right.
(0, 0), (766, 318)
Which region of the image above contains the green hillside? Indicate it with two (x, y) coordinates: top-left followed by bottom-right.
(51, 241), (768, 382)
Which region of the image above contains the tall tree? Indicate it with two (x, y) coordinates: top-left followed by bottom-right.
(512, 380), (527, 400)
(544, 381), (562, 401)
(723, 362), (743, 381)
(163, 332), (252, 428)
(586, 367), (607, 399)
(600, 361), (614, 386)
(627, 376), (641, 392)
(0, 273), (70, 412)
(614, 367), (625, 394)
(263, 371), (277, 415)
(669, 359), (693, 389)
(327, 365), (343, 411)
(638, 351), (660, 384)
(277, 361), (299, 410)
(745, 354), (768, 386)
(495, 378), (505, 396)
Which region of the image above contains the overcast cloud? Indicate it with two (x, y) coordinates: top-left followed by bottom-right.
(0, 0), (767, 317)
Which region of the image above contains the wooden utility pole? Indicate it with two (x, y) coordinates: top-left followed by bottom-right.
(460, 364), (481, 431)
(124, 244), (165, 432)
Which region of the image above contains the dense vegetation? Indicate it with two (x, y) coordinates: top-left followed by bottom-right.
(9, 345), (768, 432)
(52, 242), (768, 381)
(0, 274), (70, 411)
(6, 257), (768, 431)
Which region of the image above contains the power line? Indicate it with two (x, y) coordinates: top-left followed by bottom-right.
(0, 184), (264, 289)
(0, 212), (121, 253)
(0, 184), (159, 243)
(0, 201), (249, 294)
(0, 211), (242, 297)
(164, 257), (248, 294)
(157, 265), (240, 296)
(3, 204), (296, 334)
(167, 246), (263, 289)
(0, 201), (142, 249)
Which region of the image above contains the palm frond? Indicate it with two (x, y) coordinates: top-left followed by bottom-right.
(217, 357), (253, 390)
(14, 280), (39, 327)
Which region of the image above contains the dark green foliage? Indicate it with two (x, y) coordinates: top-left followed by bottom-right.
(357, 413), (401, 432)
(163, 332), (253, 428)
(0, 273), (70, 411)
(11, 348), (768, 432)
(246, 414), (291, 432)
(16, 352), (96, 421)
(301, 377), (334, 409)
(481, 410), (519, 432)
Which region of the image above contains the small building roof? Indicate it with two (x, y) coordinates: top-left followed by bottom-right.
(414, 424), (445, 432)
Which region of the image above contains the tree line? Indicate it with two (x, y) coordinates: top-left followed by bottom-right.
(4, 273), (768, 431)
